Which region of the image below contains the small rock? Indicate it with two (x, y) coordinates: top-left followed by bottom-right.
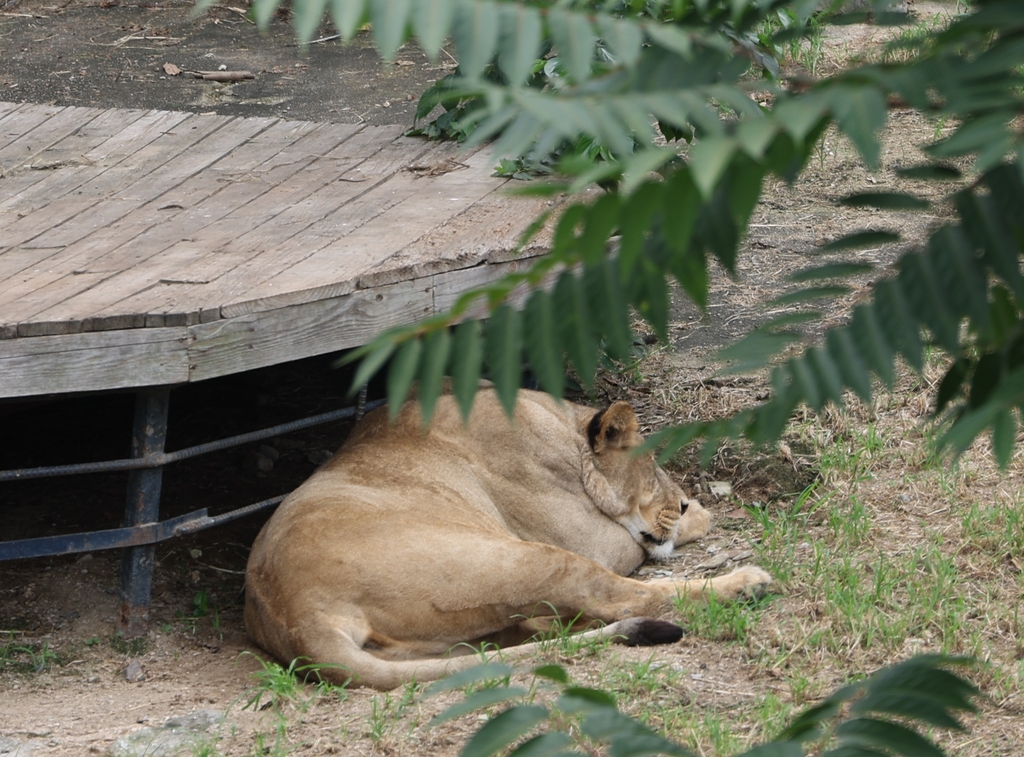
(124, 660), (145, 683)
(0, 734), (38, 756)
(695, 552), (731, 570)
(259, 444), (280, 462)
(243, 450), (274, 473)
(305, 448), (333, 466)
(108, 710), (224, 757)
(708, 481), (732, 497)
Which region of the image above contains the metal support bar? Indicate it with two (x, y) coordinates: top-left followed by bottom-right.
(0, 496), (286, 561)
(0, 400), (385, 482)
(118, 389), (169, 636)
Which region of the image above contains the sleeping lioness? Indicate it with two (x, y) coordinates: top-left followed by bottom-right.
(244, 388), (771, 689)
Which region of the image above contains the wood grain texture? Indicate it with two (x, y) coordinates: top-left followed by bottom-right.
(0, 327), (190, 396)
(0, 103), (551, 399)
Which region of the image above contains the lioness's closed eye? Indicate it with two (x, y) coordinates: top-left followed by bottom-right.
(244, 388), (771, 690)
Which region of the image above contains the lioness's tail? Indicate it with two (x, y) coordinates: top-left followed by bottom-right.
(299, 617), (684, 691)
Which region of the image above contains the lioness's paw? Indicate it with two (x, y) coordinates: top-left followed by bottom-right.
(718, 565), (773, 600)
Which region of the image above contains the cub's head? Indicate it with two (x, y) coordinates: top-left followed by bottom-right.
(587, 402), (710, 559)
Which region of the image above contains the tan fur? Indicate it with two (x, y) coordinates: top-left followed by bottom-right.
(244, 389), (772, 690)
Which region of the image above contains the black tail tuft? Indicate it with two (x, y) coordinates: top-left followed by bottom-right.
(617, 618), (684, 646)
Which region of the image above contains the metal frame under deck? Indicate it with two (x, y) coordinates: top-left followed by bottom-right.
(0, 387), (381, 636)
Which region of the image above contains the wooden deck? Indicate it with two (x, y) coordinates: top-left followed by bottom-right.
(0, 101), (549, 399)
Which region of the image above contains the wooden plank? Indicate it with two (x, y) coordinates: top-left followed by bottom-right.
(0, 105), (104, 172)
(0, 103), (60, 153)
(0, 327), (190, 398)
(59, 121), (363, 273)
(213, 139), (487, 316)
(0, 108), (152, 235)
(11, 120), (348, 282)
(431, 258), (541, 320)
(25, 113), (273, 249)
(0, 102), (27, 129)
(186, 278), (432, 382)
(74, 126), (424, 323)
(357, 190), (554, 289)
(0, 109), (195, 243)
(0, 116), (277, 326)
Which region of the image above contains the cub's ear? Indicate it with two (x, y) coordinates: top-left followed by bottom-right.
(587, 401), (641, 453)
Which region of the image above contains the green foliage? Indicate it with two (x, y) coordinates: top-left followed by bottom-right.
(216, 0), (1024, 463)
(430, 656), (976, 757)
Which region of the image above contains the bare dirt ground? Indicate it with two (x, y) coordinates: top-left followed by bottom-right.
(3, 2), (1023, 756)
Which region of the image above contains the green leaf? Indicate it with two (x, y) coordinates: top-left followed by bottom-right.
(789, 355), (823, 411)
(452, 319), (484, 420)
(557, 686), (617, 713)
(430, 686), (530, 727)
(417, 328), (452, 425)
(329, 0), (366, 40)
(897, 250), (960, 352)
(498, 4), (542, 86)
(807, 346), (845, 407)
(295, 0), (330, 44)
(827, 328), (873, 402)
(841, 193), (930, 211)
(829, 85), (887, 168)
(928, 113), (1012, 161)
(895, 164), (962, 181)
(835, 718), (943, 757)
(698, 186), (740, 272)
(413, 0), (456, 59)
(771, 285), (850, 306)
(940, 368), (1024, 459)
(454, 1), (500, 79)
(351, 338), (396, 394)
(578, 193), (620, 265)
(936, 357), (970, 415)
(642, 22), (692, 59)
(524, 290), (564, 397)
(370, 0), (412, 59)
(554, 272), (598, 389)
(548, 8), (596, 83)
(774, 95), (828, 141)
(849, 303), (895, 386)
(734, 745), (803, 757)
(509, 732), (576, 757)
(629, 256), (670, 340)
(737, 117), (778, 161)
(662, 169), (700, 255)
(618, 182), (663, 278)
(992, 409), (1017, 468)
(531, 665), (568, 684)
(425, 662), (513, 695)
(688, 137), (738, 198)
(579, 709), (692, 757)
(583, 256), (633, 361)
(790, 262), (874, 282)
(387, 337), (422, 419)
(818, 230), (899, 253)
(597, 15), (643, 67)
(873, 279), (923, 371)
(486, 304), (523, 417)
(461, 705), (549, 757)
(718, 328), (802, 375)
(728, 153), (766, 228)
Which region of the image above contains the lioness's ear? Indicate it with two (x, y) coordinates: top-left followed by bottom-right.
(587, 401), (640, 453)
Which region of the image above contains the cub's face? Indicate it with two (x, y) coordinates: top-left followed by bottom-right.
(589, 402), (711, 558)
